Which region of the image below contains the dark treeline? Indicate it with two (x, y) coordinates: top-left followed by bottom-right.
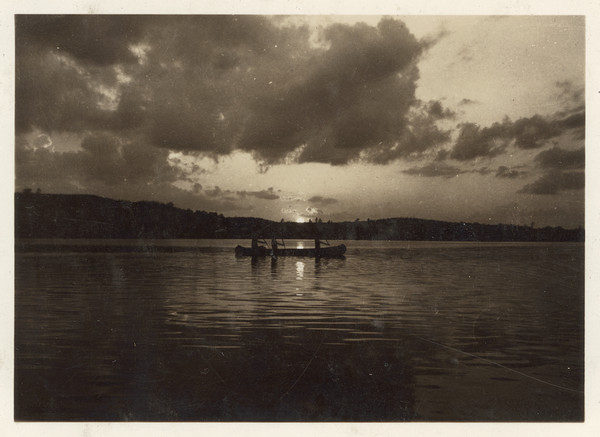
(15, 192), (584, 242)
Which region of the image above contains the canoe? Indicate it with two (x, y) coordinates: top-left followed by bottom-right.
(235, 244), (346, 258)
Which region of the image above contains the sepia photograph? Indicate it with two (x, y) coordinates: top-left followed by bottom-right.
(7, 2), (596, 433)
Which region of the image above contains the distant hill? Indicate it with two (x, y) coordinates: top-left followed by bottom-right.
(15, 192), (584, 242)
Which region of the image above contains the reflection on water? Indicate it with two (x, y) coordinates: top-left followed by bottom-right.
(15, 240), (584, 421)
(295, 261), (305, 281)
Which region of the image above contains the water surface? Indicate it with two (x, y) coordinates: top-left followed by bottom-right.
(15, 240), (584, 421)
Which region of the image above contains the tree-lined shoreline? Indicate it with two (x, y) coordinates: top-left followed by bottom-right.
(15, 192), (584, 242)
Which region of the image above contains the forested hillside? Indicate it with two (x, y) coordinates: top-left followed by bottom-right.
(15, 192), (584, 242)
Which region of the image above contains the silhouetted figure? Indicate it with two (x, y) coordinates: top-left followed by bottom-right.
(251, 238), (259, 259)
(271, 237), (278, 257)
(314, 238), (321, 258)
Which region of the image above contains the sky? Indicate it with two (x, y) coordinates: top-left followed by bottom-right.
(14, 13), (586, 228)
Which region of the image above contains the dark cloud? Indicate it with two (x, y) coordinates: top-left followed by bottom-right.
(557, 112), (585, 131)
(450, 121), (511, 161)
(17, 132), (179, 189)
(359, 99), (453, 164)
(402, 162), (466, 178)
(237, 18), (428, 165)
(496, 166), (527, 179)
(449, 111), (584, 161)
(518, 170), (584, 195)
(14, 133), (247, 213)
(534, 146), (584, 170)
(555, 80), (584, 107)
(556, 111), (585, 140)
(550, 80), (585, 140)
(402, 162), (491, 178)
(205, 186), (281, 202)
(308, 196), (339, 206)
(474, 167), (493, 175)
(435, 149), (450, 161)
(511, 115), (562, 149)
(17, 16), (448, 167)
(419, 28), (451, 50)
(205, 186), (224, 198)
(237, 187), (280, 200)
(16, 146), (81, 193)
(424, 100), (456, 120)
(205, 186), (243, 203)
(16, 49), (117, 133)
(16, 15), (146, 66)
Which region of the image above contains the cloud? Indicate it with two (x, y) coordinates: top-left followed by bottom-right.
(308, 196), (339, 206)
(237, 18), (430, 165)
(17, 16), (450, 167)
(424, 100), (456, 120)
(450, 121), (511, 161)
(402, 162), (491, 178)
(554, 80), (584, 107)
(534, 146), (584, 170)
(402, 162), (466, 178)
(15, 15), (153, 134)
(205, 186), (225, 198)
(449, 111), (584, 161)
(550, 80), (585, 140)
(302, 207), (323, 218)
(456, 46), (474, 63)
(16, 49), (117, 134)
(15, 134), (250, 213)
(511, 115), (563, 149)
(516, 146), (585, 195)
(237, 187), (280, 200)
(205, 186), (281, 202)
(495, 166), (527, 179)
(32, 134), (53, 150)
(359, 99), (453, 164)
(556, 111), (585, 140)
(17, 132), (179, 189)
(458, 98), (478, 106)
(16, 15), (146, 66)
(557, 112), (585, 131)
(518, 170), (584, 195)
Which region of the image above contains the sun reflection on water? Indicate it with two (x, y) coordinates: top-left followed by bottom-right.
(295, 261), (305, 280)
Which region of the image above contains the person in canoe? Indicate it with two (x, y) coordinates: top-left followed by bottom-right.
(249, 236), (268, 256)
(314, 238), (331, 258)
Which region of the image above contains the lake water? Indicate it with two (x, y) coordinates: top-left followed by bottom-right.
(14, 239), (584, 421)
